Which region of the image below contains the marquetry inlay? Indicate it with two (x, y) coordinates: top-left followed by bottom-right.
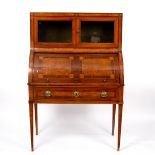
(81, 56), (116, 79)
(34, 54), (119, 83)
(69, 74), (74, 78)
(79, 56), (84, 60)
(37, 56), (72, 77)
(80, 74), (84, 79)
(38, 74), (43, 79)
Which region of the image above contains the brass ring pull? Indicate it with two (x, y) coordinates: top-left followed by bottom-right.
(72, 90), (80, 97)
(45, 90), (52, 97)
(101, 91), (108, 98)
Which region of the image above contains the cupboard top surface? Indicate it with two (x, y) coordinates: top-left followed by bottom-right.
(30, 12), (123, 17)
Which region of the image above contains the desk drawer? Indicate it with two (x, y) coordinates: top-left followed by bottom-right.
(34, 87), (119, 102)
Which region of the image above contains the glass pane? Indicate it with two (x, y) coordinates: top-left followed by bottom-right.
(38, 21), (72, 43)
(81, 21), (114, 43)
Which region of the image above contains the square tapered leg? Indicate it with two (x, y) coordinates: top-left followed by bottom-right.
(34, 104), (38, 135)
(117, 104), (123, 151)
(29, 103), (34, 151)
(112, 104), (116, 135)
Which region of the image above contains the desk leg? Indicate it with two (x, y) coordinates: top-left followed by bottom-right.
(112, 104), (116, 135)
(29, 103), (34, 151)
(34, 104), (38, 135)
(117, 104), (123, 151)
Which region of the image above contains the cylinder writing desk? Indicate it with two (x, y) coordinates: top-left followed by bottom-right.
(28, 12), (124, 151)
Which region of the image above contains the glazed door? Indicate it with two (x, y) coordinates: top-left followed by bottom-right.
(34, 17), (76, 48)
(76, 17), (119, 48)
(33, 53), (119, 84)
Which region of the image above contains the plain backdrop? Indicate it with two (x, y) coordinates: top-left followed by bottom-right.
(0, 0), (155, 155)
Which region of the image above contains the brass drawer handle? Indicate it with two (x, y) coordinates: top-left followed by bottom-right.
(45, 90), (52, 97)
(76, 30), (80, 33)
(101, 91), (108, 98)
(72, 91), (80, 97)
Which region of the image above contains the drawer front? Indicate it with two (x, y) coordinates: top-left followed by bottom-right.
(33, 53), (120, 83)
(34, 87), (119, 102)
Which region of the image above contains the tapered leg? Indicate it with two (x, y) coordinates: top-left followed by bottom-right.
(117, 104), (123, 151)
(112, 104), (116, 136)
(29, 103), (34, 151)
(34, 104), (38, 135)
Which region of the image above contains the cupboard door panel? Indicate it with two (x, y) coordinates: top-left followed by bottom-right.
(38, 21), (72, 43)
(34, 17), (76, 48)
(76, 17), (119, 48)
